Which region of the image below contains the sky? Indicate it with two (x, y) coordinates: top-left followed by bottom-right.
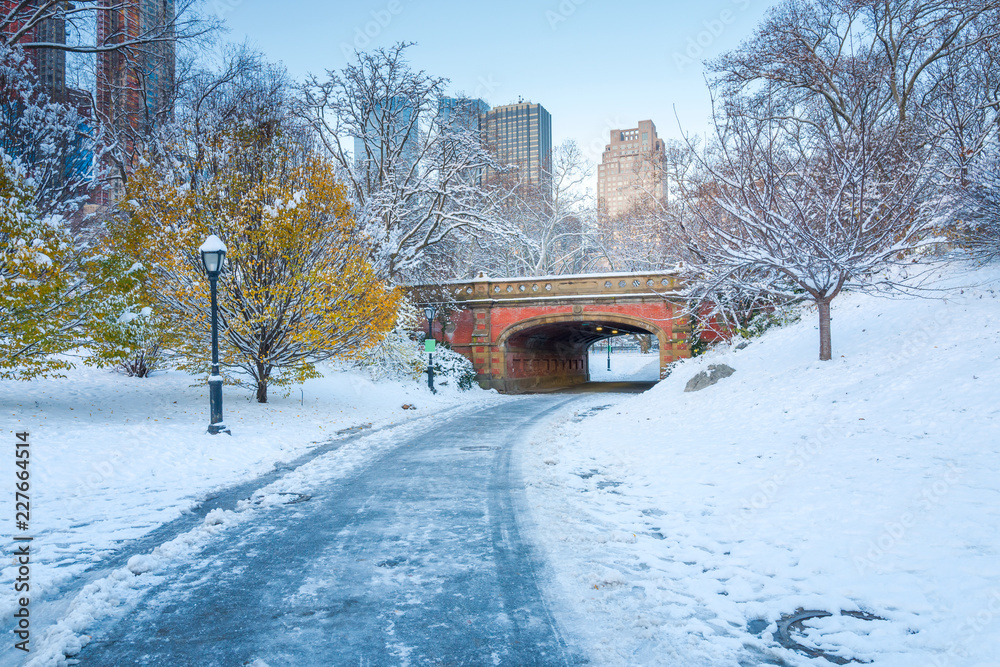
(220, 0), (778, 166)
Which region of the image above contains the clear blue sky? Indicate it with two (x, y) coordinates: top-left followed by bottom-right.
(221, 0), (777, 165)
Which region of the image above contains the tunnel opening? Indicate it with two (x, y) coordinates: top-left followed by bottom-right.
(498, 315), (666, 393)
(588, 332), (661, 384)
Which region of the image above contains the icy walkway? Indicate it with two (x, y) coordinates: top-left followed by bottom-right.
(70, 396), (598, 666)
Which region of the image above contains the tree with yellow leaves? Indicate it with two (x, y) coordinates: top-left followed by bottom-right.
(112, 127), (400, 402)
(0, 151), (87, 380)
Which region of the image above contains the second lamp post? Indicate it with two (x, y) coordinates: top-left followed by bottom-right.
(424, 305), (437, 393)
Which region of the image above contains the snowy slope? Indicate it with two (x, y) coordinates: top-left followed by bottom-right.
(0, 364), (500, 627)
(520, 263), (1000, 666)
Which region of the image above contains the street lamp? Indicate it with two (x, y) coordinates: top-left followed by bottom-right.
(424, 305), (437, 393)
(608, 329), (619, 372)
(200, 235), (230, 435)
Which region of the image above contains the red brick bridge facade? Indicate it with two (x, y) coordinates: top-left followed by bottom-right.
(415, 272), (692, 393)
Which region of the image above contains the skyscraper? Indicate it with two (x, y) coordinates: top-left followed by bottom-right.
(438, 96), (489, 133)
(2, 0), (67, 103)
(95, 0), (176, 135)
(482, 100), (552, 192)
(438, 96), (490, 184)
(95, 0), (175, 200)
(597, 120), (667, 218)
(353, 95), (417, 177)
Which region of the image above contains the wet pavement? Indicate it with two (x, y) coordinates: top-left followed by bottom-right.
(76, 396), (600, 666)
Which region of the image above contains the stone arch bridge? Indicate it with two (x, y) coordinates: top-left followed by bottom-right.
(413, 272), (692, 393)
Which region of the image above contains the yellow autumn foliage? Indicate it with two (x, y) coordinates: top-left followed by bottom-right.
(111, 137), (399, 402)
(0, 151), (83, 379)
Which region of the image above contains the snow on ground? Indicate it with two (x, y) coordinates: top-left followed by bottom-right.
(520, 263), (1000, 666)
(0, 363), (500, 626)
(588, 350), (661, 382)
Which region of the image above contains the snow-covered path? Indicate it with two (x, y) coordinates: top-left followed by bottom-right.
(69, 395), (605, 666)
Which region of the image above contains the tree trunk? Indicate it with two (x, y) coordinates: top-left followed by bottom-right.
(817, 298), (832, 361)
(256, 363), (269, 403)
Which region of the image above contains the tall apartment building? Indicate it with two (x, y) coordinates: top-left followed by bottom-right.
(2, 0), (67, 103)
(482, 100), (552, 192)
(96, 0), (176, 125)
(95, 0), (175, 200)
(597, 120), (667, 218)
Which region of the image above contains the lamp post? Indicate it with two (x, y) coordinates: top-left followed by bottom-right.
(200, 235), (230, 435)
(424, 305), (437, 393)
(608, 329), (619, 372)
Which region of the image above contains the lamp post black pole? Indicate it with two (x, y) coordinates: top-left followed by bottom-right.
(607, 337), (611, 372)
(208, 273), (225, 432)
(201, 235), (229, 435)
(426, 316), (435, 393)
(424, 305), (437, 394)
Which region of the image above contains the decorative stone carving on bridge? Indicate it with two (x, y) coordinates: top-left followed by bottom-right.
(411, 272), (691, 393)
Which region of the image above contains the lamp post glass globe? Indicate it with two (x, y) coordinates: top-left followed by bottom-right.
(199, 234), (227, 277)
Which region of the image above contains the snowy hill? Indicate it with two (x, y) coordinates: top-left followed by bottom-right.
(520, 263), (1000, 666)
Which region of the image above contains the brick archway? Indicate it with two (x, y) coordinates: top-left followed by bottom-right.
(413, 272), (691, 393)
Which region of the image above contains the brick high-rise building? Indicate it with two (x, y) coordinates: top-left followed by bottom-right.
(597, 120), (667, 218)
(483, 100), (552, 193)
(95, 0), (175, 200)
(2, 0), (67, 103)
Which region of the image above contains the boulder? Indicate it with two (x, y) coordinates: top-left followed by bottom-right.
(684, 364), (736, 392)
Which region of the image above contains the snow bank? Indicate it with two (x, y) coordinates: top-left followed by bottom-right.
(521, 263), (1000, 666)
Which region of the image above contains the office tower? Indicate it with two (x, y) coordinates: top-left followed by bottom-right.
(353, 95), (417, 177)
(597, 120), (667, 218)
(482, 100), (552, 192)
(438, 96), (489, 133)
(438, 96), (489, 184)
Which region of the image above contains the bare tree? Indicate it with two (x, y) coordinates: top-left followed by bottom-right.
(678, 0), (997, 360)
(680, 92), (935, 360)
(957, 140), (1000, 260)
(299, 43), (514, 280)
(709, 0), (1000, 130)
(488, 140), (594, 277)
(922, 11), (1000, 191)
